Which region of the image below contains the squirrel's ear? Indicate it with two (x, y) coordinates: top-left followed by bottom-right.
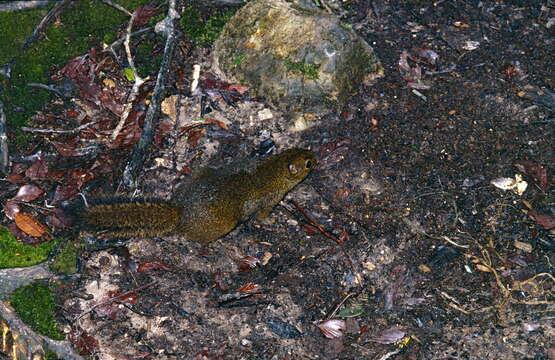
(288, 163), (300, 175)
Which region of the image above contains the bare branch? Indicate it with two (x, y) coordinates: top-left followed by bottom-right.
(0, 101), (8, 174)
(123, 0), (179, 187)
(0, 1), (54, 13)
(111, 10), (148, 141)
(21, 121), (98, 135)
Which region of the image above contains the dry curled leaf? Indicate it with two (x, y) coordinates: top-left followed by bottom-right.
(370, 326), (406, 344)
(14, 212), (48, 237)
(490, 174), (527, 195)
(13, 184), (44, 202)
(238, 283), (261, 294)
(475, 264), (491, 272)
(317, 319), (346, 339)
(3, 200), (21, 220)
(238, 256), (261, 271)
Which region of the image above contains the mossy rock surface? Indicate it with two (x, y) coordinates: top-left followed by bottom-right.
(10, 282), (64, 340)
(212, 0), (383, 115)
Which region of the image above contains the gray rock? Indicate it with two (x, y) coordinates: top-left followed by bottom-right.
(212, 0), (383, 116)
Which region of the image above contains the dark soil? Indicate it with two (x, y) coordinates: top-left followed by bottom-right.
(8, 1), (555, 359)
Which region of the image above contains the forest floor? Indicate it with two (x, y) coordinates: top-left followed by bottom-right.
(1, 1), (553, 359)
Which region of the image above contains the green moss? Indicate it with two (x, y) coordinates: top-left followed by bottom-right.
(181, 7), (236, 47)
(233, 54), (246, 66)
(284, 59), (320, 80)
(0, 0), (158, 142)
(0, 227), (59, 269)
(135, 39), (163, 78)
(49, 240), (79, 275)
(0, 7), (53, 64)
(45, 350), (62, 360)
(10, 282), (64, 340)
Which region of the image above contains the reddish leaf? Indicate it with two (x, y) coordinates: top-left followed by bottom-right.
(338, 229), (349, 245)
(213, 271), (230, 291)
(13, 184), (44, 202)
(238, 283), (261, 294)
(25, 157), (49, 180)
(14, 212), (48, 237)
(69, 326), (99, 356)
(514, 160), (549, 187)
(134, 5), (158, 26)
(528, 210), (555, 230)
(11, 163), (28, 174)
(399, 50), (431, 89)
(109, 114), (143, 148)
(157, 116), (174, 134)
(3, 200), (21, 220)
(99, 86), (125, 116)
(115, 291), (140, 305)
(238, 256), (260, 271)
(52, 184), (80, 204)
(369, 117), (380, 131)
(204, 117), (229, 130)
(65, 109), (80, 118)
(6, 173), (26, 184)
(302, 224), (319, 235)
(187, 128), (206, 147)
(137, 261), (171, 273)
(68, 169), (95, 188)
(358, 324), (371, 335)
(47, 169), (66, 182)
(225, 83), (249, 94)
(58, 53), (103, 104)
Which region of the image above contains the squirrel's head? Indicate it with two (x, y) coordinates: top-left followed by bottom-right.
(281, 148), (317, 182)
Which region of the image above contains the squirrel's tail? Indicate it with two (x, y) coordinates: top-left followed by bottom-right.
(80, 198), (180, 238)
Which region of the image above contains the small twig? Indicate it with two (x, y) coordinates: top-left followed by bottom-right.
(107, 27), (151, 56)
(425, 63), (457, 75)
(27, 82), (64, 98)
(401, 217), (470, 248)
(101, 0), (132, 16)
(326, 293), (355, 319)
(76, 281), (157, 321)
(22, 121), (98, 135)
(376, 349), (402, 360)
(411, 89), (427, 101)
(111, 10), (148, 141)
(0, 100), (8, 174)
(320, 0), (333, 14)
(191, 64), (201, 93)
(290, 200), (357, 276)
(10, 200), (57, 212)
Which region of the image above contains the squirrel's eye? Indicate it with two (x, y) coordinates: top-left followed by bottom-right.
(305, 160), (313, 169)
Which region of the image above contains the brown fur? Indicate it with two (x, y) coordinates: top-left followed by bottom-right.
(81, 149), (316, 243)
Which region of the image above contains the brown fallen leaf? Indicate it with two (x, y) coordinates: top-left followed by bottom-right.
(528, 210), (555, 230)
(13, 184), (44, 202)
(14, 212), (48, 237)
